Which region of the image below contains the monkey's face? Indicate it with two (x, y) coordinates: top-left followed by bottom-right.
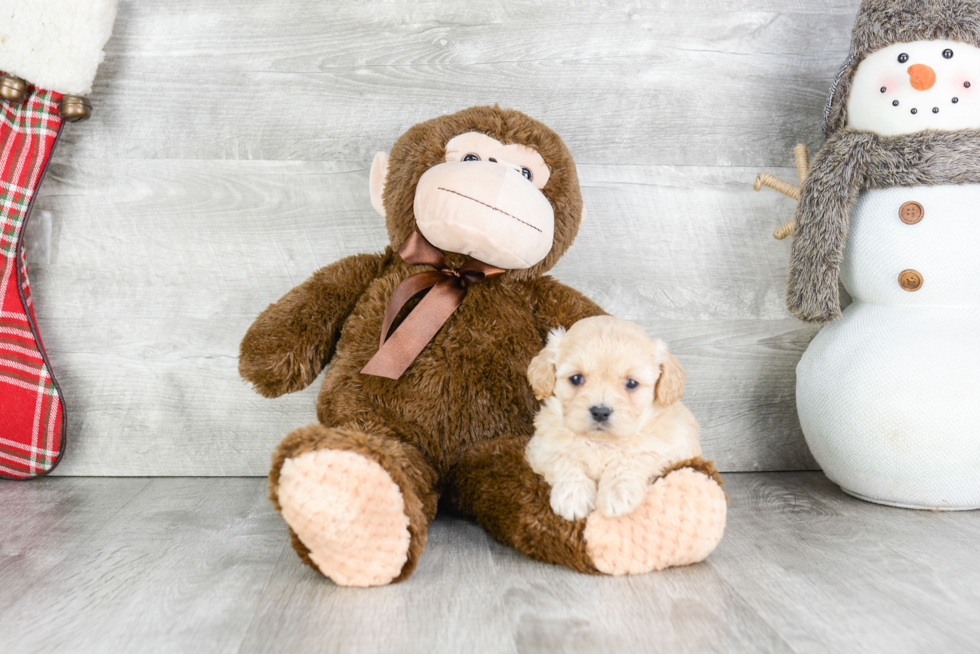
(372, 131), (555, 270)
(369, 106), (583, 276)
(410, 132), (555, 269)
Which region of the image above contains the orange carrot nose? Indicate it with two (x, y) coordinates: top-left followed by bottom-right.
(908, 64), (936, 91)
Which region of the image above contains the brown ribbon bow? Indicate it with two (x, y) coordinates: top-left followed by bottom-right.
(361, 232), (506, 379)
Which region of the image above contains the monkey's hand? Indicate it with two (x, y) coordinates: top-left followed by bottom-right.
(239, 251), (388, 398)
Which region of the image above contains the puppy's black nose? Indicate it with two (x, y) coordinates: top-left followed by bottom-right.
(590, 405), (612, 423)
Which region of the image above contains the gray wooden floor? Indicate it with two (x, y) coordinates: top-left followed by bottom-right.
(1, 473), (978, 654)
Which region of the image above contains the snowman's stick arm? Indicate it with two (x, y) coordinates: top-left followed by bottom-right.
(753, 144), (810, 240)
(794, 144), (809, 183)
(753, 173), (800, 200)
(773, 220), (796, 240)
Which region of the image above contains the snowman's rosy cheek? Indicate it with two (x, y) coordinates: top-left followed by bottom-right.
(950, 76), (972, 104)
(877, 76), (900, 93)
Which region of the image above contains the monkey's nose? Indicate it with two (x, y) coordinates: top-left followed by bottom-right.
(908, 64), (936, 91)
(590, 405), (612, 423)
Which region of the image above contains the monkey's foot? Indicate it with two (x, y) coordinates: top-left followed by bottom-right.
(277, 448), (411, 587)
(583, 467), (726, 575)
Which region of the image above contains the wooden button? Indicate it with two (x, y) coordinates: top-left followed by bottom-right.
(899, 201), (924, 224)
(898, 269), (923, 292)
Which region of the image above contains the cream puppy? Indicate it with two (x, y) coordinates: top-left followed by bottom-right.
(525, 316), (701, 521)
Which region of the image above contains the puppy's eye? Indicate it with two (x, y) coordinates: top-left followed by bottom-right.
(625, 379), (639, 390)
(569, 374), (584, 386)
(463, 153), (480, 162)
(521, 167), (532, 181)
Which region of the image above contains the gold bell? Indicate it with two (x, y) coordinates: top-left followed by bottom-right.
(0, 75), (28, 104)
(59, 95), (92, 122)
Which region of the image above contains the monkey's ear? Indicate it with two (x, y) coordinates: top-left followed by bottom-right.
(369, 151), (389, 218)
(527, 328), (565, 400)
(654, 348), (686, 407)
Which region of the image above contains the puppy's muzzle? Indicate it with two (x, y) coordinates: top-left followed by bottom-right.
(590, 405), (612, 424)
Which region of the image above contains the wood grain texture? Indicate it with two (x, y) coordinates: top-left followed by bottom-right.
(711, 474), (980, 654)
(3, 474), (978, 653)
(0, 478), (286, 654)
(23, 0), (863, 474)
(57, 0), (856, 166)
(0, 477), (150, 615)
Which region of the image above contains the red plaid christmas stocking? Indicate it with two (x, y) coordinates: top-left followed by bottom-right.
(0, 0), (115, 479)
(0, 81), (66, 479)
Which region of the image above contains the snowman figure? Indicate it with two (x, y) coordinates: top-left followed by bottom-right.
(758, 0), (980, 510)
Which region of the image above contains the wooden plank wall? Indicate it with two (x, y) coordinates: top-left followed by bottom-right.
(30, 0), (861, 475)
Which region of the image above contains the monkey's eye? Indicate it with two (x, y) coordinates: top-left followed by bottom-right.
(569, 374), (584, 386)
(462, 153), (480, 162)
(898, 53), (909, 63)
(944, 49), (954, 59)
(625, 379), (639, 390)
(521, 167), (532, 181)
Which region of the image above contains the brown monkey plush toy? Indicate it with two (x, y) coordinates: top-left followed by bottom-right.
(240, 106), (726, 586)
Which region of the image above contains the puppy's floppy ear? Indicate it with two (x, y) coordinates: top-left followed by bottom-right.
(654, 345), (686, 407)
(527, 328), (565, 401)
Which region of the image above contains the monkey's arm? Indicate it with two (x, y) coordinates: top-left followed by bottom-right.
(240, 250), (392, 397)
(527, 275), (606, 335)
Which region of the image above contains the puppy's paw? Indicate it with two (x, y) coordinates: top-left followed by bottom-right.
(597, 478), (648, 517)
(550, 479), (597, 521)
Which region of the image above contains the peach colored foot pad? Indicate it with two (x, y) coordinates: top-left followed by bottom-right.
(584, 468), (727, 575)
(277, 449), (411, 587)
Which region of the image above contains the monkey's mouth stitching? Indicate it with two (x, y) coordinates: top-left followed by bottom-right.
(437, 187), (542, 233)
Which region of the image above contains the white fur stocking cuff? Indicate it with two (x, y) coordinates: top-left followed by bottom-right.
(0, 0), (118, 95)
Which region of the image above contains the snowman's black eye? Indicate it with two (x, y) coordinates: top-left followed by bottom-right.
(463, 153), (480, 162)
(521, 168), (532, 181)
(944, 49), (954, 59)
(898, 53), (909, 63)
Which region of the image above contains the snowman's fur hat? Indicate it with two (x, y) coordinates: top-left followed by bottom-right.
(825, 0), (980, 134)
(787, 0), (980, 323)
